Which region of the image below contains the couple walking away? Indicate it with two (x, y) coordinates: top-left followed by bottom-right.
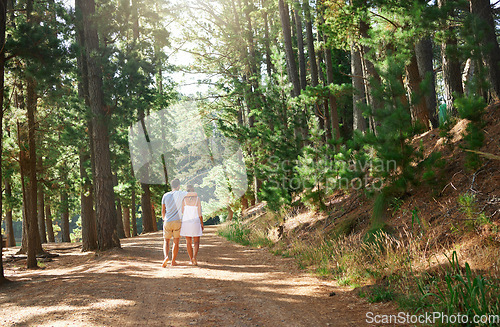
(161, 178), (204, 267)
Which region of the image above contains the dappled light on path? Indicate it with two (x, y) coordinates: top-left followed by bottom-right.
(1, 226), (402, 326)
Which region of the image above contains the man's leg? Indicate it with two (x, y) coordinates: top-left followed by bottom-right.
(193, 236), (200, 265)
(185, 237), (194, 263)
(171, 237), (180, 266)
(162, 238), (170, 268)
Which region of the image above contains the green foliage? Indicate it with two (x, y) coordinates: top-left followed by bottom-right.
(218, 219), (273, 248)
(457, 193), (492, 229)
(419, 151), (446, 192)
(366, 285), (395, 303)
(218, 220), (251, 246)
(419, 252), (500, 322)
(295, 118), (328, 211)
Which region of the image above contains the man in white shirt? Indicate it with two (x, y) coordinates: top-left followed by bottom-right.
(161, 178), (196, 267)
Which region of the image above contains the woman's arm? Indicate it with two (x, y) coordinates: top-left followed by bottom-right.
(197, 198), (204, 231)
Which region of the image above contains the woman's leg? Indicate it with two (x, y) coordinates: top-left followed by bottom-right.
(193, 236), (200, 264)
(185, 237), (194, 263)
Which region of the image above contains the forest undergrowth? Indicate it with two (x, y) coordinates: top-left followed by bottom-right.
(219, 103), (500, 324)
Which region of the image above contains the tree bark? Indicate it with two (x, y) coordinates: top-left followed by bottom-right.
(75, 4), (97, 251)
(279, 0), (301, 98)
(79, 0), (120, 250)
(80, 152), (97, 251)
(45, 204), (55, 242)
(316, 22), (330, 139)
(405, 53), (431, 130)
(293, 1), (307, 90)
(131, 187), (137, 236)
(141, 183), (154, 233)
(26, 78), (40, 267)
(262, 0), (273, 78)
(469, 0), (500, 101)
(18, 124), (42, 258)
(116, 200), (125, 238)
(304, 0), (324, 135)
(359, 19), (382, 135)
(0, 0), (5, 284)
(351, 44), (367, 132)
(304, 0), (318, 87)
(415, 37), (438, 127)
(151, 203), (157, 232)
(60, 190), (70, 243)
(323, 36), (340, 140)
(37, 156), (47, 243)
(4, 181), (16, 247)
(437, 0), (463, 116)
(123, 206), (131, 237)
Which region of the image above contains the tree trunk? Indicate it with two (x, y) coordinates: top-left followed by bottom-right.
(26, 79), (40, 267)
(123, 206), (131, 237)
(141, 183), (154, 233)
(132, 0), (139, 42)
(45, 204), (55, 242)
(351, 44), (367, 132)
(116, 200), (125, 238)
(79, 0), (120, 250)
(469, 0), (500, 101)
(227, 206), (234, 221)
(304, 0), (324, 135)
(462, 58), (475, 95)
(405, 53), (431, 130)
(151, 203), (157, 232)
(304, 0), (318, 87)
(359, 19), (382, 135)
(438, 0), (463, 116)
(316, 23), (330, 139)
(279, 0), (301, 98)
(241, 195), (249, 212)
(293, 1), (308, 141)
(262, 0), (273, 78)
(18, 0), (41, 270)
(37, 160), (47, 243)
(80, 152), (97, 251)
(323, 37), (340, 140)
(415, 37), (438, 127)
(0, 0), (6, 282)
(5, 181), (16, 247)
(294, 1), (307, 90)
(76, 7), (98, 251)
(60, 190), (70, 243)
(131, 187), (137, 236)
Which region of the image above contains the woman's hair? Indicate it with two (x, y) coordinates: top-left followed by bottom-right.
(186, 184), (195, 192)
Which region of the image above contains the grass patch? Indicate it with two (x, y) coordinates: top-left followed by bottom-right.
(367, 285), (395, 303)
(418, 251), (500, 323)
(218, 219), (273, 248)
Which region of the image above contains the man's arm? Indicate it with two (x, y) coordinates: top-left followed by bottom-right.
(162, 204), (166, 220)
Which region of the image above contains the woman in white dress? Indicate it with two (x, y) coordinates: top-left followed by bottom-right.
(180, 185), (204, 265)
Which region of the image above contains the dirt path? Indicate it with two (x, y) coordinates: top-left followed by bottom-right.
(0, 226), (403, 326)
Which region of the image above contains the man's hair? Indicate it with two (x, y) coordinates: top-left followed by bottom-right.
(186, 184), (195, 192)
(171, 178), (180, 189)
